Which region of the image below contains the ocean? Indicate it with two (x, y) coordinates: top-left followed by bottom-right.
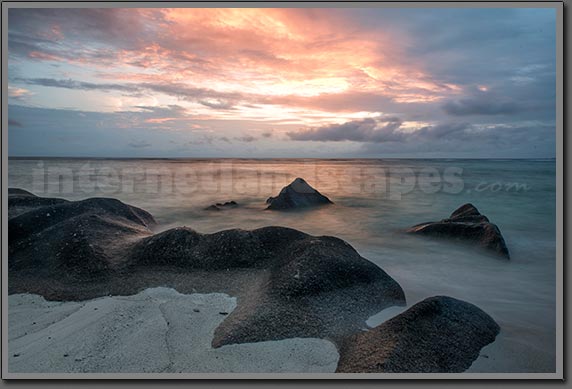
(8, 158), (557, 372)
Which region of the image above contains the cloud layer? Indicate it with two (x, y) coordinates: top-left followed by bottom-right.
(7, 7), (557, 158)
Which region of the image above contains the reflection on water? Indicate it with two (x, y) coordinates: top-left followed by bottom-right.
(9, 158), (557, 372)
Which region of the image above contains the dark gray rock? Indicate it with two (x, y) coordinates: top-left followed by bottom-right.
(9, 188), (36, 197)
(266, 178), (333, 210)
(211, 230), (405, 347)
(217, 201), (238, 207)
(129, 226), (406, 345)
(9, 191), (405, 348)
(406, 203), (509, 259)
(205, 201), (238, 211)
(8, 188), (69, 218)
(336, 296), (500, 373)
(8, 190), (155, 279)
(129, 227), (202, 267)
(130, 227), (268, 270)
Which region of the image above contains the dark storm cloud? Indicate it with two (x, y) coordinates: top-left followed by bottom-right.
(442, 98), (521, 116)
(411, 122), (472, 141)
(360, 123), (555, 158)
(288, 119), (507, 145)
(287, 117), (404, 143)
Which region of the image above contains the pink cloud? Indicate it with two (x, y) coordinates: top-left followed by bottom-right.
(10, 8), (464, 121)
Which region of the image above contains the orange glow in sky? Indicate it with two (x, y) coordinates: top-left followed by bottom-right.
(7, 7), (557, 158)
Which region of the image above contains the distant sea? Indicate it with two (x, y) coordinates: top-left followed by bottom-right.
(8, 158), (557, 372)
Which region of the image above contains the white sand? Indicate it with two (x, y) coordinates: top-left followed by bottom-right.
(8, 287), (339, 373)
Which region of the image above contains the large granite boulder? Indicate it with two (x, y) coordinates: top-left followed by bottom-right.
(266, 178), (333, 210)
(210, 230), (405, 346)
(8, 189), (405, 348)
(8, 190), (155, 278)
(8, 188), (68, 219)
(129, 226), (406, 345)
(406, 204), (510, 259)
(336, 296), (500, 373)
(9, 190), (504, 372)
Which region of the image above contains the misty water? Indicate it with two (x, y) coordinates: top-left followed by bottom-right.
(8, 158), (557, 372)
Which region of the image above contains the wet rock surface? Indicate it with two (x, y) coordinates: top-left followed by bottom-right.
(9, 195), (155, 279)
(406, 203), (510, 258)
(8, 188), (405, 351)
(8, 188), (69, 219)
(211, 233), (405, 347)
(336, 296), (500, 373)
(8, 189), (500, 373)
(266, 178), (333, 210)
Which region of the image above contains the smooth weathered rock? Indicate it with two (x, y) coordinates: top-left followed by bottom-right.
(129, 226), (406, 346)
(9, 188), (36, 197)
(8, 191), (155, 279)
(406, 203), (509, 258)
(8, 188), (69, 219)
(8, 191), (505, 373)
(266, 178), (333, 210)
(211, 231), (405, 347)
(336, 296), (500, 373)
(9, 190), (405, 349)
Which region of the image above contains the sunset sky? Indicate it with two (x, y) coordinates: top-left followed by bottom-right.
(8, 7), (556, 158)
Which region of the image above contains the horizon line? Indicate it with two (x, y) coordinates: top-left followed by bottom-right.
(7, 156), (557, 161)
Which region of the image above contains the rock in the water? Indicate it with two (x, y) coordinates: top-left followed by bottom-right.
(266, 178), (332, 210)
(205, 201), (238, 211)
(406, 203), (509, 258)
(336, 296), (500, 373)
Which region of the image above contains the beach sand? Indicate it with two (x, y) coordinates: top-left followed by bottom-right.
(8, 287), (339, 373)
